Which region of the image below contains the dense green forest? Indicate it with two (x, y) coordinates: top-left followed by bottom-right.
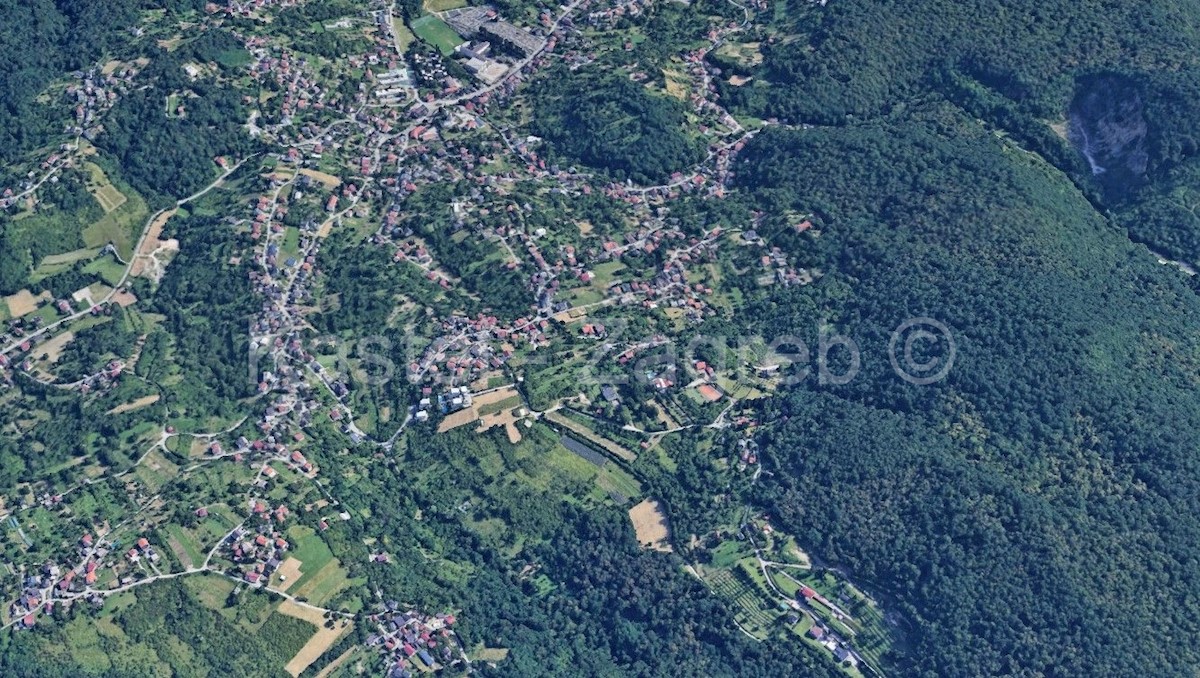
(149, 212), (257, 420)
(527, 66), (706, 184)
(730, 107), (1200, 674)
(100, 66), (255, 203)
(723, 0), (1200, 262)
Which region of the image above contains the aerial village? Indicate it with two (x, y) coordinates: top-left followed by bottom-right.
(0, 0), (891, 675)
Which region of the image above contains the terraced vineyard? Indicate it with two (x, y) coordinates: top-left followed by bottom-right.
(706, 569), (780, 635)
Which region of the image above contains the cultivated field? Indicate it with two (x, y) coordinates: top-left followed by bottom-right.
(5, 289), (51, 318)
(33, 331), (75, 363)
(278, 599), (352, 677)
(84, 162), (128, 213)
(106, 395), (161, 415)
(424, 0), (468, 11)
(298, 168), (343, 188)
(544, 410), (637, 462)
(82, 176), (148, 260)
(273, 557), (304, 591)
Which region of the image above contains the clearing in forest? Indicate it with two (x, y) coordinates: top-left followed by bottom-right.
(629, 499), (672, 552)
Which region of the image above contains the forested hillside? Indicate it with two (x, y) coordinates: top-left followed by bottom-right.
(0, 0), (140, 173)
(734, 107), (1200, 674)
(723, 0), (1200, 263)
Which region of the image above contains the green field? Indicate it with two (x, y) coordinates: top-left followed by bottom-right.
(82, 254), (127, 286)
(593, 464), (641, 504)
(166, 523), (204, 569)
(284, 524), (347, 603)
(393, 18), (416, 51)
(281, 226), (301, 261)
(216, 48), (252, 69)
(410, 15), (464, 55)
(133, 449), (179, 492)
(423, 0), (468, 11)
(706, 569), (779, 637)
(82, 180), (148, 261)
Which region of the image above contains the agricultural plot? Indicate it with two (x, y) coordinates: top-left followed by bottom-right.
(82, 178), (149, 260)
(794, 571), (897, 673)
(393, 19), (417, 51)
(5, 289), (51, 318)
(545, 410), (637, 462)
(134, 448), (180, 492)
(284, 526), (351, 605)
(166, 523), (204, 568)
(83, 161), (128, 213)
(628, 499), (672, 551)
(83, 254), (127, 286)
(424, 0), (468, 11)
(706, 569), (780, 637)
(278, 599), (352, 677)
(593, 464), (641, 504)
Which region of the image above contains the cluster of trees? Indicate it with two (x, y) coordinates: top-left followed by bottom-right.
(148, 213), (257, 420)
(725, 0), (1200, 125)
(527, 66), (706, 185)
(99, 45), (257, 204)
(0, 168), (101, 295)
(727, 110), (1200, 674)
(52, 306), (140, 379)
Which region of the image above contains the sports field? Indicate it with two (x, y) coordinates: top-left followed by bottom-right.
(410, 15), (463, 55)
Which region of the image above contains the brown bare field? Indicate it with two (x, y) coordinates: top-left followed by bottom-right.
(278, 599), (351, 677)
(437, 407), (478, 432)
(439, 387), (519, 431)
(728, 75), (753, 86)
(140, 210), (176, 256)
(5, 289), (50, 318)
(473, 387), (520, 410)
(662, 69), (689, 99)
(316, 217), (336, 238)
(469, 372), (504, 391)
(629, 499), (672, 552)
(33, 331), (74, 363)
(273, 557), (304, 591)
(298, 168), (343, 188)
(477, 411), (522, 443)
(131, 209), (181, 280)
(111, 289), (139, 307)
(106, 395), (160, 416)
